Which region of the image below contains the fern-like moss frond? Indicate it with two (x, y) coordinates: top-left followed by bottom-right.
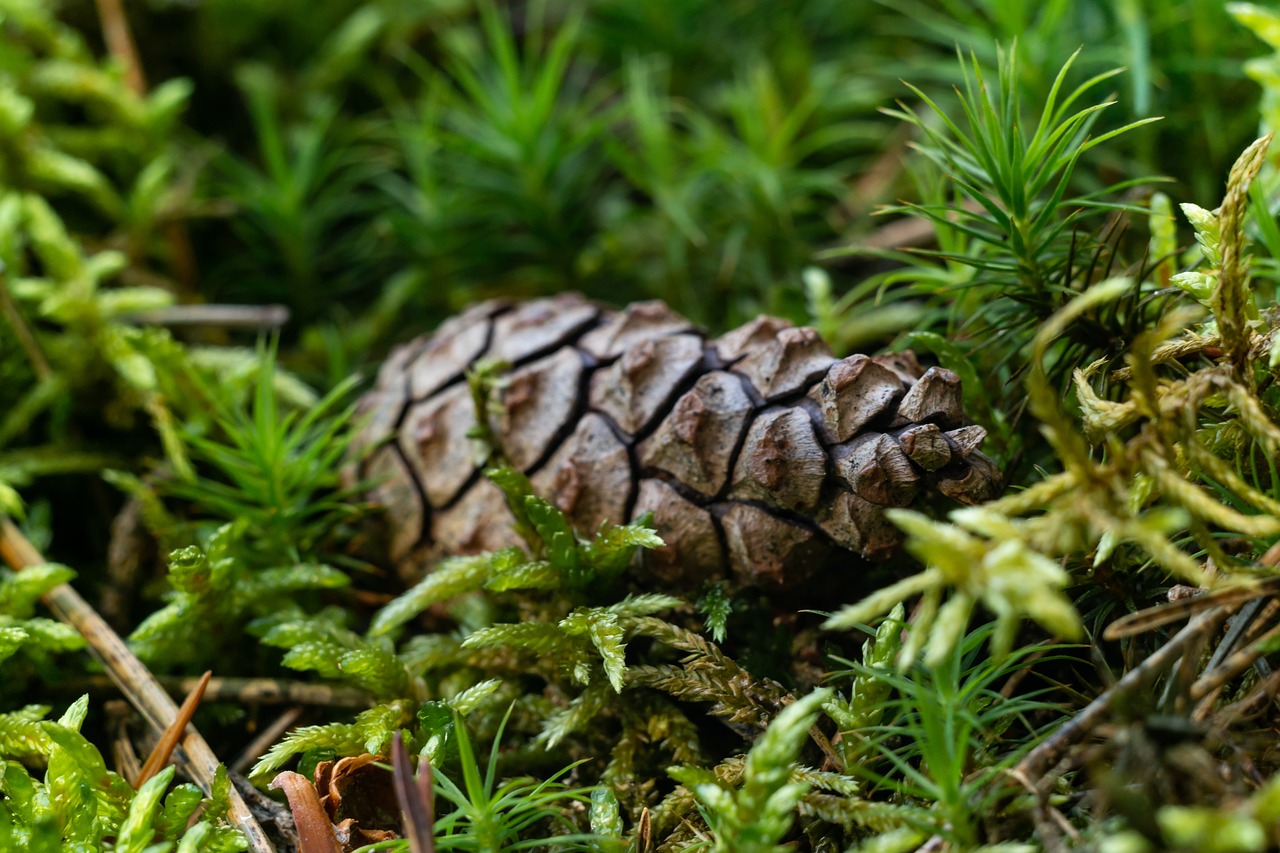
(369, 554), (491, 638)
(250, 700), (411, 780)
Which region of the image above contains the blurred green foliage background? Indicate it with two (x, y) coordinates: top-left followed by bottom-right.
(45, 0), (1262, 374)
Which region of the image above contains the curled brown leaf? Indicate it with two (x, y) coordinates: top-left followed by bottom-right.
(269, 771), (343, 853)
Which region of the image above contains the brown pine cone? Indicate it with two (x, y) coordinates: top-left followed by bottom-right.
(352, 294), (1001, 592)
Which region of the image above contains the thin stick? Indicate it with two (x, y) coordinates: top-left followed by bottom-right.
(1160, 608), (1227, 715)
(107, 699), (143, 785)
(1016, 608), (1226, 784)
(808, 724), (843, 773)
(0, 518), (275, 852)
(122, 304), (291, 330)
(1102, 577), (1280, 640)
(1206, 667), (1280, 726)
(1191, 619), (1280, 702)
(136, 670), (211, 787)
(232, 706), (304, 776)
(71, 675), (371, 708)
(92, 0), (204, 299)
(0, 269), (52, 381)
(93, 0), (146, 95)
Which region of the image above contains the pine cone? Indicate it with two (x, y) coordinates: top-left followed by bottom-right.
(353, 294), (1000, 591)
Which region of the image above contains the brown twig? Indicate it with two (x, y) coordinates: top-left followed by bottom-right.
(0, 267), (52, 381)
(1209, 667), (1280, 727)
(136, 670), (211, 787)
(0, 518), (275, 852)
(1101, 577), (1280, 640)
(93, 0), (146, 94)
(807, 723), (843, 773)
(1188, 597), (1273, 714)
(1015, 608), (1227, 785)
(1190, 618), (1280, 703)
(392, 732), (436, 853)
(232, 706), (304, 776)
(92, 0), (204, 300)
(1161, 607), (1228, 715)
(1234, 596), (1280, 650)
(71, 674), (373, 708)
(1005, 766), (1078, 852)
(107, 699), (143, 785)
(122, 304), (291, 329)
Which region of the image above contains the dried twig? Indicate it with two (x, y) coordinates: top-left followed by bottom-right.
(0, 518), (275, 852)
(71, 674), (373, 708)
(392, 732), (436, 853)
(1160, 607), (1228, 715)
(0, 265), (52, 381)
(1016, 608), (1227, 785)
(1188, 597), (1275, 714)
(1209, 667), (1280, 727)
(1005, 765), (1078, 851)
(107, 699), (143, 785)
(232, 707), (304, 776)
(92, 0), (204, 299)
(1191, 619), (1280, 703)
(122, 304), (291, 329)
(93, 0), (146, 94)
(1102, 577), (1280, 640)
(136, 670), (211, 787)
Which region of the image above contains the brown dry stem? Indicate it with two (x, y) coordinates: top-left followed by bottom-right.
(391, 732), (435, 853)
(93, 0), (146, 94)
(0, 518), (275, 852)
(136, 669), (211, 787)
(232, 707), (304, 776)
(1015, 607), (1228, 786)
(72, 674), (374, 708)
(93, 0), (203, 300)
(0, 267), (52, 381)
(1019, 543), (1280, 795)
